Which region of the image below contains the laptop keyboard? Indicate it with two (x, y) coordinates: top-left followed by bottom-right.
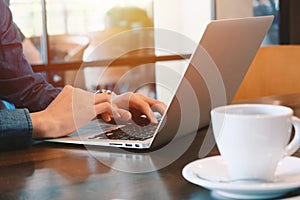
(90, 123), (159, 141)
(89, 115), (162, 141)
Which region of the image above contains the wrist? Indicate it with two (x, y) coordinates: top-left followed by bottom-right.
(30, 111), (50, 139)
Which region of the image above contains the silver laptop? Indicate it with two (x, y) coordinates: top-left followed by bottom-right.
(46, 16), (274, 149)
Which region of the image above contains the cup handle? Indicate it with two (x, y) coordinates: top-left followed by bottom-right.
(285, 116), (300, 156)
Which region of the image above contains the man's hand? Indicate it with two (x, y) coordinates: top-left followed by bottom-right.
(30, 85), (166, 139)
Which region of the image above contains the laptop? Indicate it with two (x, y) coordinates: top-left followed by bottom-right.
(46, 16), (274, 150)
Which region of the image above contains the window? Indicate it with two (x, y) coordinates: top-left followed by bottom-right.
(8, 0), (155, 88)
(7, 0), (214, 91)
(253, 0), (280, 45)
(9, 0), (154, 64)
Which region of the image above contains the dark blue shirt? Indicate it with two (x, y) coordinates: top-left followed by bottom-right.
(0, 0), (61, 150)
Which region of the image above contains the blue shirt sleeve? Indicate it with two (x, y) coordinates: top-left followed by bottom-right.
(0, 0), (61, 112)
(0, 108), (33, 150)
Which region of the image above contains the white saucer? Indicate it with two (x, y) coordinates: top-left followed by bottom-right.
(182, 156), (300, 199)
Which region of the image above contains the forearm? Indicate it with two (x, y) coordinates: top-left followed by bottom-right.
(0, 109), (33, 150)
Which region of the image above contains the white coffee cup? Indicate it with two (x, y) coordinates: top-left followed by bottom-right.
(211, 104), (300, 182)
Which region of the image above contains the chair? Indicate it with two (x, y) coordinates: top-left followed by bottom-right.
(82, 28), (155, 94)
(234, 45), (300, 101)
(48, 34), (89, 62)
(49, 34), (89, 88)
(28, 34), (89, 88)
(82, 6), (155, 94)
(29, 34), (89, 62)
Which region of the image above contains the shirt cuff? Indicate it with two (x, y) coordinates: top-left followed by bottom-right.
(0, 109), (33, 150)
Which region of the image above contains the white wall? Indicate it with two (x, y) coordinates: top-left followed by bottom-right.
(154, 0), (214, 43)
(153, 0), (254, 103)
(153, 0), (214, 103)
(215, 0), (253, 19)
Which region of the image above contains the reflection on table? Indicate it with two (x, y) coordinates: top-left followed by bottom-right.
(1, 93), (300, 199)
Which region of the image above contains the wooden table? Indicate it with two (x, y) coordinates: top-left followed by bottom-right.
(1, 94), (300, 200)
